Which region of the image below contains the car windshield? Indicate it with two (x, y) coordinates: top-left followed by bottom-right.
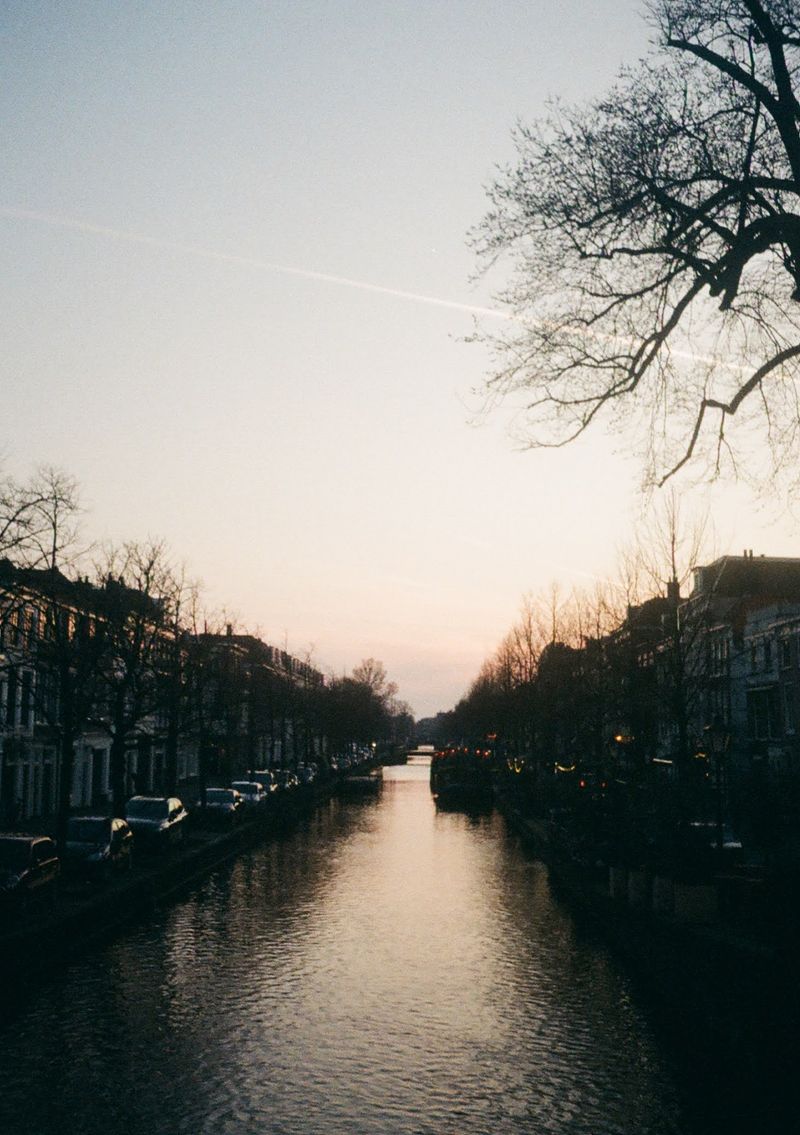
(127, 799), (168, 819)
(0, 839), (30, 869)
(232, 783), (257, 793)
(207, 790), (235, 803)
(67, 819), (109, 842)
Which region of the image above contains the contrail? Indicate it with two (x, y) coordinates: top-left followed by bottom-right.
(0, 205), (753, 373)
(0, 205), (509, 320)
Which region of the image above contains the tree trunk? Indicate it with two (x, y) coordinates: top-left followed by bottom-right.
(165, 702), (179, 796)
(55, 664), (76, 850)
(198, 733), (210, 808)
(110, 731), (128, 816)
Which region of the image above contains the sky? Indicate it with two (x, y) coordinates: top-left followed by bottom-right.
(2, 1), (797, 719)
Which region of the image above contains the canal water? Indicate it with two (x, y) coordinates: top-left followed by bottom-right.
(0, 762), (760, 1134)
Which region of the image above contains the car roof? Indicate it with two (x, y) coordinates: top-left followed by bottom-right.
(0, 832), (50, 842)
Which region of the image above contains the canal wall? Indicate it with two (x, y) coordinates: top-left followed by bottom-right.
(495, 788), (799, 1098)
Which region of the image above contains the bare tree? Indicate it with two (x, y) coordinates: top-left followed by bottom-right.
(473, 0), (800, 492)
(160, 567), (202, 796)
(0, 469), (85, 835)
(351, 658), (398, 705)
(92, 541), (179, 813)
(326, 659), (401, 750)
(0, 467), (82, 640)
(23, 467), (83, 572)
(632, 489), (711, 597)
(180, 604), (237, 807)
(0, 466), (81, 570)
(619, 496), (719, 830)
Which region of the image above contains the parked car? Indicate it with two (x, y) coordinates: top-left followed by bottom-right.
(253, 770), (279, 796)
(296, 765), (317, 787)
(274, 769), (299, 793)
(63, 816), (134, 879)
(196, 787), (245, 827)
(125, 796), (189, 848)
(686, 821), (744, 859)
(230, 780), (270, 808)
(0, 833), (60, 906)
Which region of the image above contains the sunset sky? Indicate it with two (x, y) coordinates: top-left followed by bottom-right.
(2, 1), (795, 717)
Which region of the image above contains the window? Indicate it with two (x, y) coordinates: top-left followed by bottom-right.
(709, 688), (730, 725)
(38, 671), (58, 722)
(748, 687), (780, 740)
(6, 668), (17, 727)
(781, 639), (793, 669)
(709, 637), (730, 677)
(20, 671), (32, 728)
(765, 641), (773, 671)
(750, 644), (758, 672)
(784, 685), (796, 735)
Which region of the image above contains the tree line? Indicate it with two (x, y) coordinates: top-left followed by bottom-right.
(0, 466), (413, 842)
(438, 495), (753, 861)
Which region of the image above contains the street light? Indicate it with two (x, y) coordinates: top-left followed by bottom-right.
(703, 717), (730, 859)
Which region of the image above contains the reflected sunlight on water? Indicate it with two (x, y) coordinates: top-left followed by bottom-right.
(0, 764), (705, 1134)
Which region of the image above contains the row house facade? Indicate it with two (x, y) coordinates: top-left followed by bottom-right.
(187, 629), (326, 786)
(610, 556), (800, 779)
(520, 556), (800, 839)
(0, 562), (327, 823)
(0, 561), (192, 821)
(685, 555), (800, 776)
(0, 575), (59, 820)
(620, 555), (800, 850)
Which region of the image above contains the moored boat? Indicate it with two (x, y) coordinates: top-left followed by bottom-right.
(429, 746), (493, 809)
(337, 769), (383, 796)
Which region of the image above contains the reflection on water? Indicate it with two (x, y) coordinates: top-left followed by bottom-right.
(0, 764), (734, 1134)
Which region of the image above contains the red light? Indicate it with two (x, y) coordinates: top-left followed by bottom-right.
(579, 779), (586, 789)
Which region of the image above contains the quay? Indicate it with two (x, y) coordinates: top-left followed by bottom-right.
(493, 782), (799, 1102)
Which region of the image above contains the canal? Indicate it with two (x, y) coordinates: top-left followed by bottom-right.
(0, 762), (767, 1134)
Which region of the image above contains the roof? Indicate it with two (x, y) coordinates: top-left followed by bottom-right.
(692, 556), (800, 600)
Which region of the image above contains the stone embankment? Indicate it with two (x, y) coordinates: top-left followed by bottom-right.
(494, 786), (799, 1094)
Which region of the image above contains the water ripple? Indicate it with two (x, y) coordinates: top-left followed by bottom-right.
(0, 768), (716, 1134)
